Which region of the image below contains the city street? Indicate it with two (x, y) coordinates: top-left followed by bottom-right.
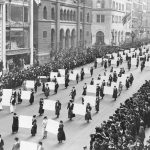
(0, 61), (150, 150)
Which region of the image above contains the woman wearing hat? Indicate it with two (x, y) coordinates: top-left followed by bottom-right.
(85, 103), (92, 123)
(57, 121), (66, 143)
(67, 100), (74, 120)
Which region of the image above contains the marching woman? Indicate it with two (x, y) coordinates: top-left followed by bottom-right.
(31, 120), (37, 136)
(12, 113), (19, 134)
(80, 68), (85, 81)
(94, 58), (97, 69)
(108, 74), (113, 86)
(90, 78), (94, 85)
(100, 85), (104, 100)
(17, 89), (22, 104)
(54, 81), (59, 94)
(104, 60), (107, 71)
(42, 116), (48, 139)
(129, 73), (134, 86)
(97, 74), (101, 80)
(29, 89), (34, 105)
(95, 97), (100, 113)
(44, 84), (50, 98)
(76, 73), (79, 84)
(67, 100), (74, 121)
(136, 57), (139, 68)
(42, 82), (45, 93)
(85, 103), (92, 123)
(39, 98), (44, 116)
(127, 60), (131, 71)
(118, 81), (123, 96)
(10, 95), (16, 113)
(82, 83), (87, 96)
(0, 88), (3, 111)
(65, 74), (69, 88)
(113, 71), (117, 82)
(141, 61), (145, 72)
(90, 67), (93, 77)
(57, 121), (66, 143)
(55, 100), (61, 118)
(116, 58), (119, 67)
(71, 87), (76, 101)
(96, 84), (100, 98)
(112, 86), (118, 101)
(126, 77), (130, 90)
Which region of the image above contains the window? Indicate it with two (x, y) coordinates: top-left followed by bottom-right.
(112, 15), (114, 23)
(43, 6), (47, 20)
(116, 2), (118, 10)
(87, 13), (89, 22)
(122, 4), (124, 11)
(101, 0), (105, 8)
(97, 0), (105, 8)
(80, 12), (83, 22)
(101, 15), (105, 23)
(51, 8), (55, 20)
(113, 1), (115, 9)
(43, 31), (47, 38)
(97, 14), (100, 23)
(119, 3), (121, 10)
(119, 16), (121, 23)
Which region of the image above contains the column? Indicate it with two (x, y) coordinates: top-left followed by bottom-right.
(2, 3), (6, 71)
(30, 0), (33, 66)
(77, 4), (80, 47)
(56, 0), (60, 51)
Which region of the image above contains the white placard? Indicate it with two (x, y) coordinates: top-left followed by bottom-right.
(21, 91), (31, 100)
(84, 68), (90, 74)
(20, 141), (37, 150)
(111, 59), (117, 65)
(46, 119), (59, 135)
(131, 58), (137, 65)
(84, 96), (96, 106)
(73, 70), (81, 75)
(111, 82), (119, 88)
(26, 80), (34, 89)
(97, 58), (102, 63)
(2, 89), (12, 106)
(69, 73), (76, 81)
(50, 72), (58, 79)
(94, 80), (102, 85)
(73, 103), (86, 115)
(0, 72), (2, 76)
(87, 85), (96, 93)
(104, 86), (113, 95)
(45, 82), (55, 90)
(145, 61), (150, 67)
(130, 48), (135, 52)
(43, 100), (56, 111)
(106, 54), (111, 58)
(56, 77), (65, 84)
(58, 69), (65, 76)
(19, 115), (32, 129)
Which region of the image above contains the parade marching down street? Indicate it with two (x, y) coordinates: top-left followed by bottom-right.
(0, 45), (150, 150)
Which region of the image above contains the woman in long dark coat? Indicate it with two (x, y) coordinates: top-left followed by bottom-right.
(39, 98), (44, 116)
(112, 86), (118, 101)
(82, 83), (87, 96)
(126, 77), (130, 90)
(44, 84), (50, 98)
(42, 82), (45, 93)
(12, 113), (19, 134)
(29, 89), (34, 105)
(95, 97), (100, 113)
(57, 121), (66, 143)
(31, 120), (37, 136)
(80, 68), (85, 81)
(67, 100), (74, 120)
(55, 100), (61, 118)
(129, 73), (134, 86)
(17, 89), (22, 104)
(54, 81), (59, 94)
(100, 85), (104, 100)
(65, 74), (69, 88)
(85, 103), (92, 123)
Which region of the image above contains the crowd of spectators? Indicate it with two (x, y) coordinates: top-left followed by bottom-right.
(0, 46), (121, 89)
(90, 80), (150, 150)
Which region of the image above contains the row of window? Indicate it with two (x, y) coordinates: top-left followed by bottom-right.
(96, 14), (105, 23)
(43, 6), (90, 23)
(112, 15), (123, 24)
(112, 1), (125, 12)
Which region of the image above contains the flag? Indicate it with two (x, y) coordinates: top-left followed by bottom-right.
(122, 13), (131, 25)
(34, 0), (41, 5)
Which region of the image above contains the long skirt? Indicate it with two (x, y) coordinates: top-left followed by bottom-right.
(85, 112), (92, 121)
(10, 105), (15, 113)
(68, 110), (73, 119)
(57, 130), (66, 141)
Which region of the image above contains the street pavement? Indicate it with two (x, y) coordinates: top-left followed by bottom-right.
(0, 61), (150, 150)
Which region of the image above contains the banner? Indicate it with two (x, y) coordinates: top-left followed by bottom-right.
(69, 73), (76, 81)
(2, 89), (12, 106)
(97, 58), (102, 63)
(26, 80), (34, 89)
(87, 85), (96, 93)
(58, 69), (65, 76)
(46, 119), (59, 135)
(43, 100), (56, 111)
(84, 96), (96, 106)
(20, 141), (37, 150)
(19, 115), (32, 129)
(73, 103), (86, 115)
(21, 91), (31, 100)
(56, 77), (65, 84)
(104, 86), (113, 95)
(84, 68), (90, 74)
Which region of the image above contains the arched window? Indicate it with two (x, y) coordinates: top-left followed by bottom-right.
(97, 0), (105, 8)
(64, 10), (67, 20)
(43, 6), (47, 19)
(70, 10), (73, 21)
(87, 13), (89, 22)
(67, 10), (70, 21)
(51, 8), (55, 20)
(80, 12), (83, 22)
(60, 9), (63, 20)
(73, 11), (76, 21)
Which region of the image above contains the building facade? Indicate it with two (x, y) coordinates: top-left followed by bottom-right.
(34, 0), (92, 64)
(91, 0), (126, 46)
(0, 0), (34, 71)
